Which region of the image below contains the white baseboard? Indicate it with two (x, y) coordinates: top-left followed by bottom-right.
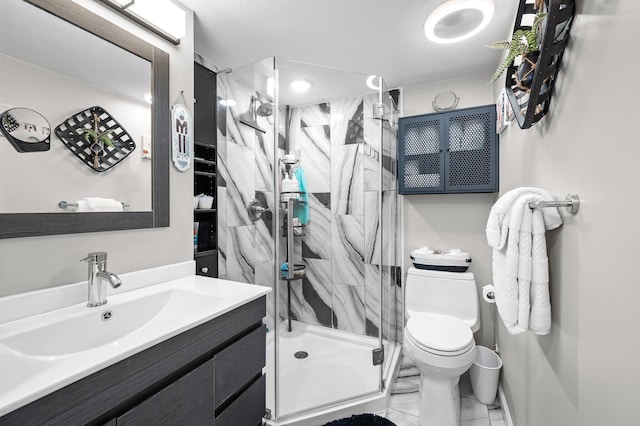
(498, 383), (514, 426)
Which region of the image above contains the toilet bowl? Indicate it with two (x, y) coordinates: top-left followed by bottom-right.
(402, 268), (480, 426)
(404, 313), (476, 426)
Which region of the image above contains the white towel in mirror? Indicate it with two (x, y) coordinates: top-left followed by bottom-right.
(76, 197), (123, 212)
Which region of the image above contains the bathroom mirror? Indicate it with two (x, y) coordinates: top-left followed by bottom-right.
(0, 108), (51, 152)
(0, 0), (169, 238)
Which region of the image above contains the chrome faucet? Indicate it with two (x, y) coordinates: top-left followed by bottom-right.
(81, 252), (122, 307)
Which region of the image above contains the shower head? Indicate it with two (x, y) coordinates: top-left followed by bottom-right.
(256, 101), (273, 117)
(239, 95), (272, 133)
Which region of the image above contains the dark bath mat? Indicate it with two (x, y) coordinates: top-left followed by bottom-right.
(323, 413), (396, 426)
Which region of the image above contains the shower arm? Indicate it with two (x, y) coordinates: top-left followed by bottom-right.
(249, 95), (258, 121)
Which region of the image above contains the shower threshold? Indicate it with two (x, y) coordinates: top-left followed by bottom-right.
(265, 320), (401, 426)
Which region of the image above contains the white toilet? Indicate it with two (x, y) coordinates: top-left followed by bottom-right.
(403, 267), (480, 426)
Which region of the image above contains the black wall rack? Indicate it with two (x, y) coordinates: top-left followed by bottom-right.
(505, 0), (575, 129)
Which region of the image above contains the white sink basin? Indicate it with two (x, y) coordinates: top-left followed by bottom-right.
(0, 270), (271, 417)
(1, 289), (221, 358)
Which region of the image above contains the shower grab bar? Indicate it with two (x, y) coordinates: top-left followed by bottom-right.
(529, 193), (579, 214)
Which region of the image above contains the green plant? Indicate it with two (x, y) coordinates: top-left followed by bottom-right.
(487, 13), (547, 82)
(81, 126), (115, 169)
(80, 127), (114, 148)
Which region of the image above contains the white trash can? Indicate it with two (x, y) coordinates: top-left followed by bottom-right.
(470, 346), (503, 405)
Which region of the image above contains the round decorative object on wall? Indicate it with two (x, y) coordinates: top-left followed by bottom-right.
(0, 107), (51, 153)
(432, 91), (459, 112)
(55, 106), (136, 172)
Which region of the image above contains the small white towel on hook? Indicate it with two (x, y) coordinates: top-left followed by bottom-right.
(487, 188), (562, 335)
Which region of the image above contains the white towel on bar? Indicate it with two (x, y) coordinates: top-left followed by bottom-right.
(76, 197), (123, 212)
(486, 188), (562, 335)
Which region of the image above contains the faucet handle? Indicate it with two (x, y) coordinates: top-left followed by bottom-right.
(81, 252), (108, 263)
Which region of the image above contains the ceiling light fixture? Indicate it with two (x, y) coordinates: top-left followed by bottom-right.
(366, 75), (382, 91)
(98, 0), (186, 45)
(290, 80), (311, 92)
(424, 0), (494, 44)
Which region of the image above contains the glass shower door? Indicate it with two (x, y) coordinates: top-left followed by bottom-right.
(215, 57), (280, 417)
(272, 58), (388, 421)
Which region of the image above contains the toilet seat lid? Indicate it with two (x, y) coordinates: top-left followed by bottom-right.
(406, 312), (473, 354)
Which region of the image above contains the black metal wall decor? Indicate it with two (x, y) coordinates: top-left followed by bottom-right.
(505, 0), (575, 129)
(55, 106), (136, 172)
(0, 108), (51, 152)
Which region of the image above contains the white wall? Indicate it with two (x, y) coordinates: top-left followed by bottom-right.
(493, 1), (640, 424)
(0, 1), (195, 297)
(402, 73), (496, 347)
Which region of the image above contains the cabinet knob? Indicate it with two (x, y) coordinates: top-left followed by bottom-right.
(201, 267), (209, 273)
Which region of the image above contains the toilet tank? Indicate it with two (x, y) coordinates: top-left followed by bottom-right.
(405, 267), (480, 332)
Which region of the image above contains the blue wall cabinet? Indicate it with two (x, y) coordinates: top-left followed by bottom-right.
(398, 105), (498, 194)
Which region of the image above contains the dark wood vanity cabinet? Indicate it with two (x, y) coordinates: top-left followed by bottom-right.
(0, 297), (267, 426)
(117, 359), (215, 425)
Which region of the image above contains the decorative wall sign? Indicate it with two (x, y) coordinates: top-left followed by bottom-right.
(496, 88), (513, 133)
(0, 107), (51, 152)
(171, 95), (192, 172)
(55, 106), (135, 172)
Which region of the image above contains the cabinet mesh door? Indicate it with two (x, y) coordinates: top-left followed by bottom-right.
(402, 118), (442, 190)
(447, 109), (494, 190)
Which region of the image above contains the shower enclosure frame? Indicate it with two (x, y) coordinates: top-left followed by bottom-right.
(216, 57), (401, 424)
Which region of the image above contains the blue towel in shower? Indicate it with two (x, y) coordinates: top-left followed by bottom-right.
(294, 166), (310, 225)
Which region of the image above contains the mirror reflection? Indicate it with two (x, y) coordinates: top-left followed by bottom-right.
(0, 0), (152, 213)
(0, 108), (51, 152)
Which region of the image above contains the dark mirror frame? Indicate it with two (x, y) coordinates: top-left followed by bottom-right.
(0, 0), (170, 239)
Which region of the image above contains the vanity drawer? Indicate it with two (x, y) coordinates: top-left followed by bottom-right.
(214, 325), (266, 409)
(117, 359), (214, 425)
(215, 374), (266, 426)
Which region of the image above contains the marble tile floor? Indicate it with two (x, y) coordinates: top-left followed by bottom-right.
(383, 357), (506, 426)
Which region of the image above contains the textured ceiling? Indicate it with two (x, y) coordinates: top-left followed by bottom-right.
(180, 0), (519, 89)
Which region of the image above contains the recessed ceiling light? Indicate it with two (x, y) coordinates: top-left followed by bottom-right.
(366, 75), (382, 91)
(424, 0), (494, 44)
(291, 80), (311, 92)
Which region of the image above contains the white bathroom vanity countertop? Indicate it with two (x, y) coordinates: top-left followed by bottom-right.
(0, 262), (270, 417)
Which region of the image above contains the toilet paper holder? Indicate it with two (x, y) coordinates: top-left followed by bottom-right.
(482, 285), (496, 303)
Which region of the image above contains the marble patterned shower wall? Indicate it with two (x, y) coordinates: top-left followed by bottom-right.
(217, 70), (401, 340)
(288, 92), (402, 341)
(216, 72), (282, 331)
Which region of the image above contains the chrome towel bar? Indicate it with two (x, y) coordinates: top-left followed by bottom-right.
(58, 200), (129, 209)
(529, 193), (580, 215)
